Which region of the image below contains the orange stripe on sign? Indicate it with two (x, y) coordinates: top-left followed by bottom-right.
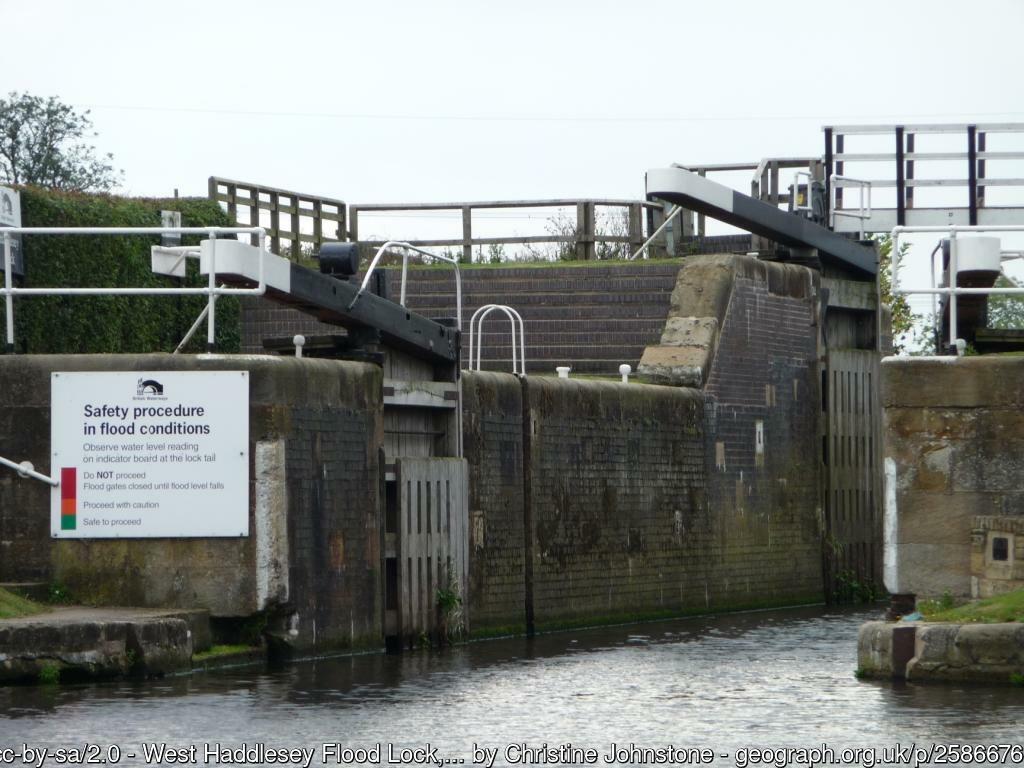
(62, 498), (76, 515)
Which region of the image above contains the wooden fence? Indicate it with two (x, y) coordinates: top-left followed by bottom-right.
(350, 199), (667, 261)
(209, 177), (681, 261)
(208, 177), (346, 255)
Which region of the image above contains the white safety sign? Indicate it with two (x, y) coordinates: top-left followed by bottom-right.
(50, 371), (250, 538)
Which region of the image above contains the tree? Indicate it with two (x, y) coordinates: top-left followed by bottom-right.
(0, 92), (121, 191)
(987, 274), (1024, 329)
(875, 233), (915, 353)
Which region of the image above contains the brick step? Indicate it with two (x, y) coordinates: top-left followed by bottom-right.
(472, 343), (649, 360)
(473, 359), (640, 375)
(399, 276), (680, 295)
(418, 305), (672, 322)
(379, 264), (683, 282)
(406, 291), (673, 310)
(471, 323), (663, 337)
(243, 297), (672, 322)
(471, 330), (660, 345)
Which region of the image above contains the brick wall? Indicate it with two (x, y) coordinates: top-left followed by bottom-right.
(702, 263), (824, 607)
(462, 372), (526, 633)
(241, 262), (680, 375)
(526, 377), (708, 628)
(0, 355), (383, 652)
(464, 339), (824, 634)
(281, 366), (383, 650)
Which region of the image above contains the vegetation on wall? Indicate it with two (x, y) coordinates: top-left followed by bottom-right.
(6, 188), (239, 354)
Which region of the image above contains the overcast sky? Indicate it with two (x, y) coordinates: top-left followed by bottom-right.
(5, 0), (1020, 198)
(3, 0), (1023, 303)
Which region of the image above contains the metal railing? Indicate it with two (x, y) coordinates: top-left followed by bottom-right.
(467, 304), (526, 376)
(355, 240), (462, 329)
(2, 227), (267, 352)
(825, 123), (1024, 233)
(830, 174), (872, 238)
(891, 224), (1024, 349)
(670, 157), (823, 239)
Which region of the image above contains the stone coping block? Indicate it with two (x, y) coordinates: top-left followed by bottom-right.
(0, 608), (199, 684)
(858, 620), (1024, 684)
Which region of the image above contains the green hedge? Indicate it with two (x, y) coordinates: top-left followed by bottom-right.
(4, 188), (239, 354)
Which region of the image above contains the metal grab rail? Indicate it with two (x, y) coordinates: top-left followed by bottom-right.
(352, 240), (462, 329)
(0, 455), (58, 486)
(830, 174), (872, 238)
(2, 226), (267, 353)
(891, 224), (1024, 350)
(467, 304), (526, 376)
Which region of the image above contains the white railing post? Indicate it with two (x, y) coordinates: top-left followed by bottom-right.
(468, 304), (525, 376)
(889, 224), (1024, 355)
(948, 231), (959, 350)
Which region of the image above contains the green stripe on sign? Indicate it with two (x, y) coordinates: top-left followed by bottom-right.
(61, 515), (76, 531)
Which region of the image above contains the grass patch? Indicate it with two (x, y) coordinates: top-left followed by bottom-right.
(0, 587), (49, 619)
(193, 644), (260, 662)
(919, 589), (1024, 624)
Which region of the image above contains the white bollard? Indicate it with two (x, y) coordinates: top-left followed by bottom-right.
(556, 366), (571, 379)
(619, 364), (632, 384)
(293, 334), (306, 358)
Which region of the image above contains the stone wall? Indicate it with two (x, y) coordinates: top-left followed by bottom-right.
(859, 620), (1024, 683)
(882, 356), (1024, 598)
(0, 354), (383, 652)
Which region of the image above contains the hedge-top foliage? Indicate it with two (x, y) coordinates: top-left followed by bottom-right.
(6, 188), (239, 354)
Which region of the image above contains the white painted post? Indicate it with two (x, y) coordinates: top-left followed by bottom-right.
(556, 366), (571, 379)
(619, 364), (632, 384)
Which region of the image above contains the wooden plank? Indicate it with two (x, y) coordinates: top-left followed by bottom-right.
(351, 198), (662, 212)
(384, 379), (459, 410)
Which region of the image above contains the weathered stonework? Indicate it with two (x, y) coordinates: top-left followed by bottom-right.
(971, 515), (1024, 597)
(0, 609), (199, 684)
(858, 620), (1024, 684)
(882, 356), (1024, 598)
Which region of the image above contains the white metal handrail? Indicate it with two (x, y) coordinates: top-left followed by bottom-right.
(830, 174), (872, 238)
(792, 171), (814, 213)
(468, 304), (526, 376)
(352, 240), (462, 329)
(0, 455), (58, 486)
(891, 224), (1024, 349)
(2, 227), (267, 352)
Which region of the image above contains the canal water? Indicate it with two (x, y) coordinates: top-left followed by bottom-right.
(1, 606), (1022, 766)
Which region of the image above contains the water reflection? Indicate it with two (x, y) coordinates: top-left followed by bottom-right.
(1, 606), (1022, 765)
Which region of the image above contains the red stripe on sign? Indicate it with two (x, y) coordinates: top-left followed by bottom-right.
(61, 468), (76, 502)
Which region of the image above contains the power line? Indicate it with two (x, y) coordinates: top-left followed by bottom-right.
(77, 103), (1024, 124)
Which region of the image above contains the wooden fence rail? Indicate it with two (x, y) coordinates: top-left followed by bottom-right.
(208, 177), (346, 255)
(350, 199), (666, 261)
(209, 177), (680, 260)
